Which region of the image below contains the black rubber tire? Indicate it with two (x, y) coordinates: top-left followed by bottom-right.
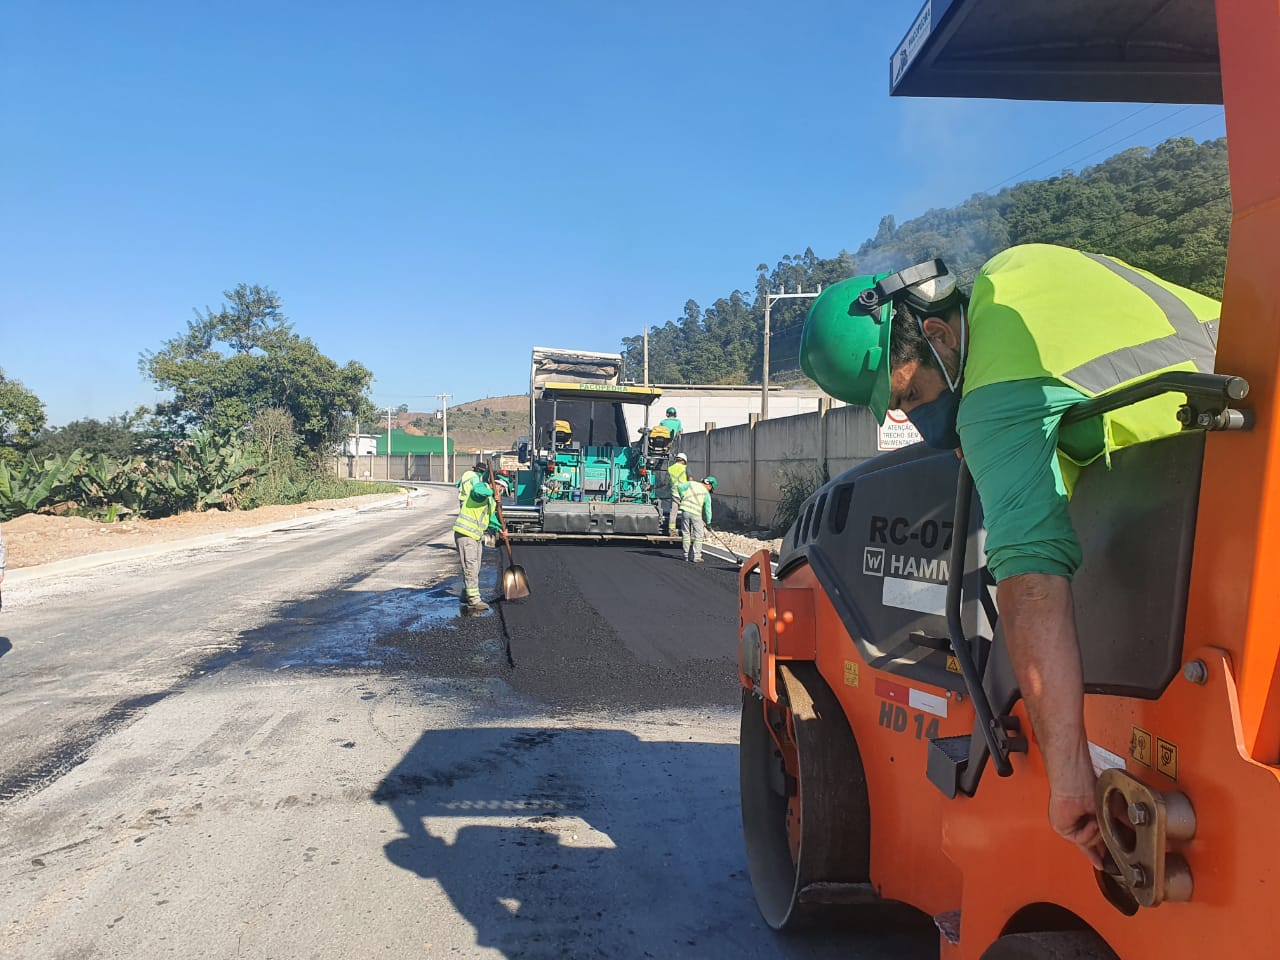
(980, 931), (1119, 960)
(739, 662), (871, 929)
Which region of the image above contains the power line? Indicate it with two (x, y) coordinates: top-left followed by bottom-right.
(1050, 105), (1200, 175)
(1064, 109), (1224, 171)
(982, 104), (1160, 194)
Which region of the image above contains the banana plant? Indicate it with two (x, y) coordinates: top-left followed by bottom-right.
(73, 454), (151, 520)
(0, 451), (85, 519)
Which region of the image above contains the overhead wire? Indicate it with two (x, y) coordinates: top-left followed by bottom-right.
(980, 103), (1226, 198)
(981, 103), (1160, 194)
(765, 109), (1228, 373)
(1055, 107), (1221, 172)
(769, 163), (1232, 369)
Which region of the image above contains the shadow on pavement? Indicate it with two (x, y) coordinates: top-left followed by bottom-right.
(373, 725), (937, 960)
(0, 637), (10, 659)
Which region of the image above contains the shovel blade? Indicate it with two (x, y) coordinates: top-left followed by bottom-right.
(502, 565), (531, 600)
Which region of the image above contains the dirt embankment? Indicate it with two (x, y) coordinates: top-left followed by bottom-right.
(1, 493), (402, 570)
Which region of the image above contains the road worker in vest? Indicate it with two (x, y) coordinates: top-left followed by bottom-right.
(666, 452), (689, 533)
(675, 475), (716, 562)
(456, 459), (487, 504)
(453, 466), (507, 612)
(800, 243), (1220, 869)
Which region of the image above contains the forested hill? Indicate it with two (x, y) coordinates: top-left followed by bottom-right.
(622, 136), (1229, 385)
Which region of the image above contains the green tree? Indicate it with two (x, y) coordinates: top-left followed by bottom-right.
(0, 369), (47, 465)
(140, 284), (379, 451)
(31, 409), (154, 461)
(622, 135), (1229, 384)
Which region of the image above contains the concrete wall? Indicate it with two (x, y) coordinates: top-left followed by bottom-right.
(753, 412), (821, 527)
(706, 423), (752, 519)
(824, 405), (882, 478)
(331, 453), (472, 484)
(670, 402), (887, 530)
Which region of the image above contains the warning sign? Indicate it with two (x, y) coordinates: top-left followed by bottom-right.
(877, 409), (924, 451)
(945, 655), (962, 674)
(1157, 738), (1179, 780)
(844, 660), (860, 688)
(1130, 727), (1153, 767)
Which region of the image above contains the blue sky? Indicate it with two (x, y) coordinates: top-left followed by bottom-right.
(2, 1), (1226, 426)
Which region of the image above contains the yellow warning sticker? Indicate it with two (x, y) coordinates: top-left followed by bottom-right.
(1130, 727), (1153, 768)
(945, 655), (962, 674)
(1156, 737), (1178, 780)
(844, 660), (860, 687)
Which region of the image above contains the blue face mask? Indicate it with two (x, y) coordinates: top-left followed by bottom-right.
(905, 305), (966, 449)
(907, 390), (962, 449)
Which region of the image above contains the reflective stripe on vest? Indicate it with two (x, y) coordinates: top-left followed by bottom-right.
(964, 244), (1220, 400)
(679, 481), (708, 515)
(457, 471), (478, 502)
(453, 493), (493, 540)
(1063, 253), (1219, 393)
(668, 462), (687, 485)
(962, 244), (1223, 474)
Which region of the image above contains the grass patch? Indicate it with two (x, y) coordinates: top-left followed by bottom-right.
(773, 462), (828, 535)
(241, 470), (400, 508)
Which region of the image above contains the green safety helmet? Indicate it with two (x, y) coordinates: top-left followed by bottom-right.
(666, 407), (677, 416)
(801, 260), (963, 424)
(800, 273), (894, 423)
(703, 476), (717, 489)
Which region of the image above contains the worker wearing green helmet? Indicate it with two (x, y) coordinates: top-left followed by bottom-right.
(659, 406), (683, 439)
(801, 243), (1219, 869)
(675, 475), (715, 562)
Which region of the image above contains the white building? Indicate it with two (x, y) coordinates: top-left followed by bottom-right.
(341, 434), (379, 457)
(619, 385), (843, 437)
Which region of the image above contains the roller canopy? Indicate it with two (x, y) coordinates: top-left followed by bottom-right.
(889, 0), (1221, 104)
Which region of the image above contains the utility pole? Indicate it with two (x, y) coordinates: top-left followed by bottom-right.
(761, 284), (823, 420)
(643, 325), (650, 386)
(436, 392), (453, 483)
(386, 407), (393, 481)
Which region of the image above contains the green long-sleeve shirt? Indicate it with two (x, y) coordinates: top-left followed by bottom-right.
(676, 480), (712, 524)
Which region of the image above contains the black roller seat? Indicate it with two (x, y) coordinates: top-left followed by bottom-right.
(777, 428), (1206, 793)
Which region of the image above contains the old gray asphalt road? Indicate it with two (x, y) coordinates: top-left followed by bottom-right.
(0, 487), (935, 959)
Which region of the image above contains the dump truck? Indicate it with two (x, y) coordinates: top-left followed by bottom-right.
(502, 347), (680, 543)
(737, 3), (1280, 958)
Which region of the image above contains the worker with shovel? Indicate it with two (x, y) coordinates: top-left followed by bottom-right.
(675, 475), (716, 563)
(453, 468), (508, 613)
(456, 458), (488, 504)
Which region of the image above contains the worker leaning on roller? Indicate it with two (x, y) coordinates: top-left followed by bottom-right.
(800, 242), (1220, 869)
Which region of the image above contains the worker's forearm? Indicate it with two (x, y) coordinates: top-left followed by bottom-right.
(998, 573), (1093, 799)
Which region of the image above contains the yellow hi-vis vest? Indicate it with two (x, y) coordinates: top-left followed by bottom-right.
(667, 460), (687, 487)
(457, 470), (479, 504)
(965, 244), (1220, 464)
(678, 480), (711, 522)
(453, 483), (496, 541)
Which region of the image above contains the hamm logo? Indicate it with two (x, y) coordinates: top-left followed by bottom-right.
(863, 547), (885, 577)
